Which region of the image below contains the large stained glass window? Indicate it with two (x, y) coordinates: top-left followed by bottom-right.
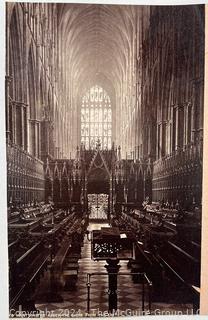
(81, 85), (112, 149)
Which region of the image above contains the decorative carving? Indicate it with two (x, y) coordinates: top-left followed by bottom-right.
(7, 144), (45, 205)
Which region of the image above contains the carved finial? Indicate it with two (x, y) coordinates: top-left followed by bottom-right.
(54, 161), (59, 177)
(96, 138), (101, 150)
(118, 145), (121, 161)
(76, 146), (80, 159)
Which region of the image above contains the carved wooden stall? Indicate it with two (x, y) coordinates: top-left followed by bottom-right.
(44, 145), (153, 214)
(7, 143), (45, 205)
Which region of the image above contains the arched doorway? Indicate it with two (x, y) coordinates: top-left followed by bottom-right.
(87, 194), (109, 220)
(87, 165), (110, 221)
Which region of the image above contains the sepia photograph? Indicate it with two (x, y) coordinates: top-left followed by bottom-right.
(4, 1), (207, 318)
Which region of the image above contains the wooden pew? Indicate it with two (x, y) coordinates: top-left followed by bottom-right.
(63, 257), (79, 290)
(158, 240), (200, 286)
(10, 241), (50, 308)
(155, 240), (200, 308)
(51, 218), (86, 291)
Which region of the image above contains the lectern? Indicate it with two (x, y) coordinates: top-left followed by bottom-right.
(91, 227), (135, 312)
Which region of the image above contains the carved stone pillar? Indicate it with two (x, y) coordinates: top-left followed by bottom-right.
(34, 120), (39, 158)
(11, 101), (28, 149)
(156, 124), (160, 159)
(21, 103), (28, 150)
(179, 106), (185, 149)
(29, 119), (41, 158)
(161, 121), (166, 157)
(187, 103), (192, 145)
(183, 104), (187, 147)
(183, 102), (192, 147)
(49, 122), (55, 157)
(174, 105), (184, 150)
(171, 106), (176, 152)
(166, 120), (171, 155)
(12, 101), (17, 145)
(157, 122), (163, 159)
(175, 106), (179, 150)
(38, 121), (41, 158)
(5, 76), (12, 143)
(41, 119), (51, 160)
(22, 4), (28, 97)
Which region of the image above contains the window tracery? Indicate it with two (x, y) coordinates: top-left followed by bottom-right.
(81, 85), (112, 149)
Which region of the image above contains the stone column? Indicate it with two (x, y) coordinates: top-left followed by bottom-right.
(28, 119), (40, 157)
(171, 106), (176, 152)
(23, 4), (28, 105)
(161, 120), (166, 157)
(5, 76), (12, 143)
(35, 120), (41, 158)
(187, 103), (192, 145)
(6, 4), (12, 143)
(175, 106), (179, 150)
(157, 122), (162, 159)
(12, 102), (17, 145)
(29, 119), (35, 156)
(183, 103), (187, 147)
(13, 101), (27, 148)
(166, 119), (171, 155)
(20, 102), (28, 150)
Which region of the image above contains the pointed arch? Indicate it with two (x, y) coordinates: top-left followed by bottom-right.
(81, 85), (112, 150)
(87, 150), (111, 178)
(28, 44), (36, 119)
(9, 5), (23, 101)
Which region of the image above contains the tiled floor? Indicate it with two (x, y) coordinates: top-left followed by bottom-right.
(35, 222), (193, 317)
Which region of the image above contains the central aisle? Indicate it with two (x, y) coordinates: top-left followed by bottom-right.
(36, 222), (142, 316)
(36, 222), (192, 316)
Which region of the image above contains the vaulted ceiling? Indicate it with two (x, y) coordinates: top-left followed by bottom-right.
(57, 4), (138, 104)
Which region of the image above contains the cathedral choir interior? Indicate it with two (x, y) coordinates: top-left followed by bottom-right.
(6, 2), (204, 317)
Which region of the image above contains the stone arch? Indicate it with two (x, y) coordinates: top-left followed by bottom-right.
(8, 6), (25, 147)
(28, 44), (36, 119)
(27, 44), (39, 156)
(87, 167), (110, 194)
(9, 6), (23, 101)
